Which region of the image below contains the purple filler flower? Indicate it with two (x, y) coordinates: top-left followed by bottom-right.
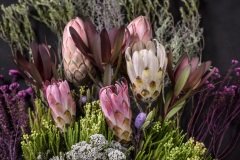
(9, 82), (20, 90)
(25, 87), (34, 96)
(232, 59), (239, 64)
(135, 112), (147, 129)
(17, 90), (27, 98)
(8, 69), (21, 77)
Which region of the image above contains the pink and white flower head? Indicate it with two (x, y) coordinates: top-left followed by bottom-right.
(99, 79), (132, 142)
(127, 16), (152, 43)
(62, 17), (93, 85)
(46, 80), (76, 130)
(125, 40), (168, 102)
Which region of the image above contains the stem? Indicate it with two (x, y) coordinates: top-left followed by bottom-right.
(103, 64), (112, 86)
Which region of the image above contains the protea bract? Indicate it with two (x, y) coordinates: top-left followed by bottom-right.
(46, 80), (76, 130)
(99, 79), (132, 142)
(62, 17), (94, 85)
(127, 16), (152, 43)
(125, 40), (168, 102)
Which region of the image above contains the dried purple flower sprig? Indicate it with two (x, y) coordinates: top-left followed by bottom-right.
(0, 72), (33, 160)
(187, 59), (240, 160)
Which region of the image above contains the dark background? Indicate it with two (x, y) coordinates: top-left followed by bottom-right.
(1, 0), (240, 159)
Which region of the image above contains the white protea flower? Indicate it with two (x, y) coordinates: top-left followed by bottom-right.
(125, 40), (168, 102)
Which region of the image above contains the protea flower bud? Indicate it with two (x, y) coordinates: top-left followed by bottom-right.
(173, 54), (214, 96)
(99, 79), (132, 142)
(62, 17), (94, 85)
(46, 80), (76, 130)
(125, 40), (168, 102)
(127, 16), (152, 43)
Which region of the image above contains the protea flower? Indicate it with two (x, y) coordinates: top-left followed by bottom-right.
(46, 80), (76, 130)
(127, 16), (152, 43)
(62, 17), (94, 85)
(69, 19), (125, 85)
(99, 79), (132, 142)
(173, 54), (214, 96)
(125, 40), (168, 102)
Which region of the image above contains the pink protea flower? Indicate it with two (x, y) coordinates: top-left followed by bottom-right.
(46, 80), (76, 130)
(62, 17), (94, 85)
(99, 79), (132, 142)
(127, 16), (152, 43)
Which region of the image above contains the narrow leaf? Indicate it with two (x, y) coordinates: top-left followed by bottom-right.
(69, 26), (94, 62)
(165, 100), (186, 120)
(174, 65), (191, 96)
(100, 29), (111, 63)
(110, 26), (125, 64)
(84, 20), (103, 71)
(38, 44), (52, 80)
(164, 90), (173, 115)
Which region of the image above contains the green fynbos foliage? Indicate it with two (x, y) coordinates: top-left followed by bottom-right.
(0, 3), (34, 52)
(22, 0), (75, 38)
(135, 121), (211, 160)
(63, 100), (110, 151)
(0, 0), (123, 54)
(21, 99), (61, 160)
(21, 99), (109, 159)
(120, 0), (203, 64)
(79, 101), (112, 142)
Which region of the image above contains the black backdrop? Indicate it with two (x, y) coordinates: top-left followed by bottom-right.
(1, 0), (240, 159)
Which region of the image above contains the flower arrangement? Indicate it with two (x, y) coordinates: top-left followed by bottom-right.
(0, 0), (239, 160)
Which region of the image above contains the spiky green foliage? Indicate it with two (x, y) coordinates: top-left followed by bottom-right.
(0, 0), (123, 55)
(81, 0), (124, 31)
(135, 121), (211, 160)
(63, 120), (81, 151)
(120, 0), (203, 63)
(169, 0), (203, 62)
(22, 0), (75, 38)
(79, 101), (111, 142)
(63, 100), (109, 151)
(21, 99), (61, 160)
(21, 99), (109, 159)
(0, 3), (34, 52)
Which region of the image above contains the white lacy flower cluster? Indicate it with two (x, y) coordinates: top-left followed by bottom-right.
(50, 134), (127, 160)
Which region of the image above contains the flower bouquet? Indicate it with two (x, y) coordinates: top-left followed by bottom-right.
(0, 0), (239, 160)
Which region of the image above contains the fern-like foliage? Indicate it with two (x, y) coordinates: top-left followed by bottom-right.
(135, 121), (211, 160)
(0, 3), (35, 52)
(21, 99), (61, 160)
(21, 99), (109, 159)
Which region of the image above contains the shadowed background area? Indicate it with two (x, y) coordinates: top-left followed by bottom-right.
(0, 0), (240, 159)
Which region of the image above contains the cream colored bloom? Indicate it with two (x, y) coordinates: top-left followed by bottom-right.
(125, 40), (168, 102)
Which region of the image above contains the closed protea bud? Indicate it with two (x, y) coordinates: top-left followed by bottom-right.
(125, 40), (168, 102)
(127, 16), (152, 43)
(99, 79), (132, 142)
(46, 80), (76, 130)
(62, 17), (94, 85)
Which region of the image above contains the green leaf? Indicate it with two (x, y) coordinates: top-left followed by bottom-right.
(174, 66), (191, 96)
(165, 100), (186, 120)
(141, 120), (151, 130)
(164, 90), (173, 115)
(146, 108), (156, 122)
(110, 26), (125, 64)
